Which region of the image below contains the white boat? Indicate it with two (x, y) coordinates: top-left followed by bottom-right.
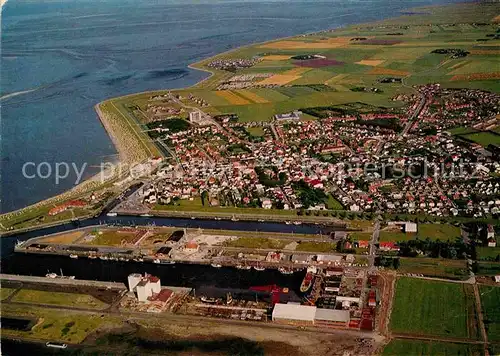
(133, 258), (144, 262)
(46, 273), (57, 279)
(253, 265), (266, 271)
(69, 254), (78, 259)
(160, 260), (175, 265)
(285, 221), (291, 225)
(278, 267), (293, 275)
(258, 219), (265, 222)
(153, 259), (161, 264)
(88, 255), (97, 259)
(99, 256), (109, 260)
(231, 215), (239, 222)
(106, 212), (117, 217)
(46, 342), (67, 349)
(293, 221), (302, 225)
(200, 296), (217, 304)
(140, 213), (152, 217)
(214, 217), (222, 221)
(236, 264), (250, 270)
(211, 263), (222, 268)
(191, 216), (196, 220)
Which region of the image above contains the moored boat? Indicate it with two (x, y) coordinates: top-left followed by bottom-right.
(211, 263), (222, 268)
(69, 254), (78, 259)
(300, 266), (317, 293)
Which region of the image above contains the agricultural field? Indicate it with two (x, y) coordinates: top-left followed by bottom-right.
(418, 224), (462, 241)
(295, 242), (336, 253)
(398, 258), (469, 280)
(12, 289), (109, 310)
(479, 285), (500, 342)
(382, 339), (483, 356)
(390, 277), (478, 339)
(476, 247), (500, 261)
(223, 237), (287, 250)
(1, 288), (17, 301)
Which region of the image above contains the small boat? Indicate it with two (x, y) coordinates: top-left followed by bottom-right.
(293, 221), (302, 225)
(236, 264), (250, 270)
(153, 259), (161, 264)
(106, 212), (117, 217)
(160, 260), (175, 265)
(231, 215), (239, 222)
(211, 263), (222, 268)
(278, 267), (293, 275)
(46, 273), (57, 279)
(214, 217), (222, 221)
(88, 255), (97, 259)
(69, 254), (78, 259)
(118, 257), (126, 261)
(46, 342), (67, 349)
(254, 264), (266, 271)
(133, 257), (144, 262)
(258, 219), (265, 222)
(285, 221), (291, 225)
(99, 256), (109, 260)
(109, 256), (118, 261)
(190, 216), (196, 220)
(200, 296), (217, 304)
(140, 213), (152, 217)
(300, 266), (317, 293)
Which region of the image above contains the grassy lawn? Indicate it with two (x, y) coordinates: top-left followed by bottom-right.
(325, 194), (344, 210)
(40, 231), (85, 244)
(87, 230), (140, 246)
(223, 237), (287, 250)
(1, 288), (17, 301)
(382, 339), (483, 356)
(380, 231), (416, 242)
(12, 289), (109, 310)
(347, 220), (374, 232)
(418, 223), (462, 241)
(349, 232), (372, 241)
(390, 277), (474, 338)
(479, 285), (500, 342)
(447, 126), (478, 136)
(295, 241), (336, 253)
(476, 262), (500, 276)
(246, 126), (265, 136)
(476, 247), (500, 261)
(462, 132), (500, 147)
(1, 304), (121, 343)
(398, 258), (469, 280)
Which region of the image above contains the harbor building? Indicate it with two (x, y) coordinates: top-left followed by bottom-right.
(128, 273), (162, 302)
(272, 303), (351, 328)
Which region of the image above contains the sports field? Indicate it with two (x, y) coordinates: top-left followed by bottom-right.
(479, 285), (500, 341)
(382, 339), (483, 356)
(390, 277), (477, 339)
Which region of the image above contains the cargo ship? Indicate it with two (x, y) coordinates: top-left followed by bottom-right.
(300, 266), (317, 293)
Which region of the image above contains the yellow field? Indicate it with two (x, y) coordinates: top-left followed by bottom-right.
(216, 90), (251, 105)
(356, 59), (385, 66)
(236, 90), (269, 103)
(41, 231), (84, 244)
(368, 67), (409, 76)
(262, 55), (292, 61)
(260, 37), (351, 49)
(283, 67), (311, 76)
(451, 72), (500, 81)
(259, 74), (302, 85)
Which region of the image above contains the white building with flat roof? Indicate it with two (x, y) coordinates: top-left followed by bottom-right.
(314, 308), (350, 328)
(272, 303), (316, 325)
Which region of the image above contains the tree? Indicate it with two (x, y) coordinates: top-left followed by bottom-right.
(392, 258), (400, 270)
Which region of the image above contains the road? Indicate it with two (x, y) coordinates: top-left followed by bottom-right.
(368, 220), (380, 272)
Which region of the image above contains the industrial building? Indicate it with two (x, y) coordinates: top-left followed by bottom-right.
(128, 273), (162, 302)
(272, 303), (350, 328)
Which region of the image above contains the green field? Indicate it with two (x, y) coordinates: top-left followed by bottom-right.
(295, 241), (336, 253)
(390, 277), (477, 338)
(476, 247), (500, 261)
(479, 285), (500, 342)
(380, 231), (415, 242)
(398, 258), (469, 280)
(0, 288), (17, 301)
(418, 224), (462, 241)
(382, 339), (483, 356)
(223, 237), (287, 250)
(462, 132), (500, 147)
(12, 289), (109, 310)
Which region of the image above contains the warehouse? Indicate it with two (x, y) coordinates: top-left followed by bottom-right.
(314, 308), (350, 328)
(272, 303), (316, 326)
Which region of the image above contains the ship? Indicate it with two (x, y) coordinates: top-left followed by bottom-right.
(211, 263), (222, 268)
(253, 263), (265, 271)
(106, 212), (117, 217)
(69, 254), (78, 259)
(46, 269), (75, 280)
(278, 267), (293, 275)
(46, 342), (67, 349)
(99, 256), (109, 260)
(300, 266), (317, 293)
(200, 296), (217, 304)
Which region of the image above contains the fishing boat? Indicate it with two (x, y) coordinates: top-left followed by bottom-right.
(200, 296), (217, 304)
(253, 264), (266, 271)
(46, 342), (67, 349)
(69, 254), (78, 259)
(300, 266), (317, 293)
(106, 212), (117, 217)
(211, 263), (222, 268)
(278, 267), (293, 275)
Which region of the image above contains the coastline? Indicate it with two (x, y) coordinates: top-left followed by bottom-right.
(0, 1), (488, 233)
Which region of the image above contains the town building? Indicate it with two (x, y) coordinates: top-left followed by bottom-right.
(272, 303), (316, 326)
(314, 308), (350, 328)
